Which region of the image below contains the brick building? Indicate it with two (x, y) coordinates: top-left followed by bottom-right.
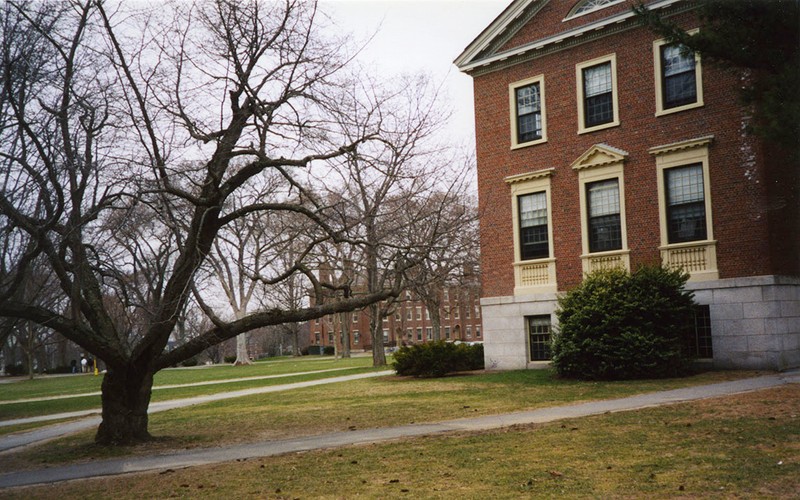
(309, 278), (483, 352)
(455, 0), (799, 370)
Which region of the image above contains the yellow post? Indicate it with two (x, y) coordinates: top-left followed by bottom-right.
(93, 358), (98, 376)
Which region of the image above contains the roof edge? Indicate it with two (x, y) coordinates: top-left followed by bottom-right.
(455, 0), (683, 74)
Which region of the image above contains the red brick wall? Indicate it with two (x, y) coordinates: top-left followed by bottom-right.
(499, 0), (648, 54)
(474, 11), (780, 298)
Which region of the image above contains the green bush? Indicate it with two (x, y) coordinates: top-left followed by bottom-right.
(323, 346), (335, 355)
(224, 355), (237, 363)
(3, 364), (26, 376)
(393, 341), (484, 378)
(181, 357), (199, 367)
(551, 265), (696, 380)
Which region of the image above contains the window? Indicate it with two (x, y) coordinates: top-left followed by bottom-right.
(518, 192), (549, 260)
(443, 289), (449, 301)
(651, 136), (717, 281)
(354, 331), (360, 344)
(314, 318), (320, 325)
(572, 144), (629, 273)
(416, 306), (422, 321)
(566, 0), (624, 19)
(527, 315), (552, 361)
(466, 326), (472, 339)
(383, 315), (388, 323)
(425, 308), (431, 320)
(690, 305), (713, 358)
(426, 327), (432, 340)
(454, 306), (460, 320)
(445, 326), (451, 339)
(507, 168), (557, 293)
(328, 332), (334, 343)
(509, 75), (546, 148)
(406, 308), (412, 321)
(383, 329), (389, 342)
(587, 179), (622, 252)
(315, 333), (320, 343)
(665, 164), (707, 243)
(654, 32), (703, 115)
(466, 307), (471, 319)
(353, 312), (358, 323)
(475, 326), (481, 338)
(406, 328), (413, 340)
(444, 308), (450, 320)
(416, 328), (423, 341)
(576, 54), (619, 133)
(475, 305), (481, 319)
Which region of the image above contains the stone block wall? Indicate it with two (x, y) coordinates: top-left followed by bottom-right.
(482, 275), (800, 372)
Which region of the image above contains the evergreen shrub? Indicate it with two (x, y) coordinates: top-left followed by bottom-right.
(551, 265), (696, 380)
(393, 341), (484, 378)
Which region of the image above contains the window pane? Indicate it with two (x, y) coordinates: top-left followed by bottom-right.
(662, 45), (695, 76)
(516, 84), (540, 114)
(516, 83), (542, 142)
(520, 192), (547, 227)
(588, 179), (619, 216)
(587, 179), (622, 252)
(584, 63), (611, 97)
(666, 164), (707, 243)
(519, 192), (548, 260)
(527, 315), (551, 361)
(574, 0), (622, 15)
(661, 44), (697, 108)
(583, 62), (613, 127)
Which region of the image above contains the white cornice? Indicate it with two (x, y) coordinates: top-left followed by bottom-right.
(453, 0), (541, 69)
(505, 167), (555, 185)
(649, 135), (714, 156)
(455, 0), (683, 73)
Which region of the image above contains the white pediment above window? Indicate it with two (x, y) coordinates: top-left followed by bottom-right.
(570, 144), (628, 171)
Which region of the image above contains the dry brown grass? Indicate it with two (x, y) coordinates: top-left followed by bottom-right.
(3, 382), (798, 499)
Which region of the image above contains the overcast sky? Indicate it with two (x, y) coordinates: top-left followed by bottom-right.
(320, 1), (509, 146)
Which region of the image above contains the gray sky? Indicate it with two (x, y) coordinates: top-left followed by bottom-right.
(321, 1), (508, 146)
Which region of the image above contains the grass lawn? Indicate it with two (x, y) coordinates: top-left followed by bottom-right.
(4, 384), (798, 499)
(1, 368), (765, 470)
(0, 356), (379, 423)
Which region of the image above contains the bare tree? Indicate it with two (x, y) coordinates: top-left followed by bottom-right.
(319, 74), (465, 365)
(404, 188), (481, 341)
(0, 1), (420, 445)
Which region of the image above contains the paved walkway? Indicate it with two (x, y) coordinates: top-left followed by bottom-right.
(0, 370), (798, 490)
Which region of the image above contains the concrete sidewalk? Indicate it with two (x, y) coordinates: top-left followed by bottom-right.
(1, 370), (797, 490)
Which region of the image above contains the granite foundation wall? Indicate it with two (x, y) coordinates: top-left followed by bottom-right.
(481, 275), (800, 372)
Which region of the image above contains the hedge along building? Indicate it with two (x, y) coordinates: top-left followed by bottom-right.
(455, 0), (799, 371)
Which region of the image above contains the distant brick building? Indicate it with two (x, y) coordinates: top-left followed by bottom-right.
(455, 0), (799, 370)
(309, 280), (483, 352)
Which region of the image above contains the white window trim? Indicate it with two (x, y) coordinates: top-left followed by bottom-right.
(651, 136), (718, 281)
(506, 168), (557, 294)
(653, 29), (704, 116)
(509, 74), (547, 149)
(571, 145), (630, 273)
(576, 53), (620, 134)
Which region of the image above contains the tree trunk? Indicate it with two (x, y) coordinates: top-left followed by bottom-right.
(233, 333), (252, 365)
(292, 325), (301, 357)
(95, 366), (154, 445)
(340, 311), (351, 359)
(370, 302), (386, 366)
